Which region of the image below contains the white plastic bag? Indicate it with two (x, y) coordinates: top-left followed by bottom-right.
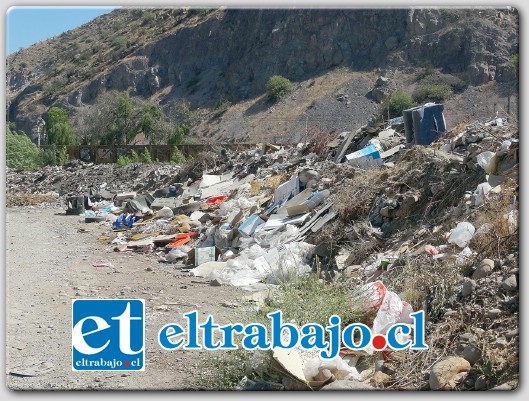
(456, 246), (473, 265)
(476, 151), (494, 171)
(214, 223), (234, 249)
(156, 206), (174, 218)
(472, 182), (492, 207)
(372, 289), (406, 335)
(476, 151), (497, 174)
(448, 222), (475, 248)
(253, 224), (299, 248)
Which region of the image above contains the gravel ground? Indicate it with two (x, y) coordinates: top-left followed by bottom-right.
(6, 206), (245, 390)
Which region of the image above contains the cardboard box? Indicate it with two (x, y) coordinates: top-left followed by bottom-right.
(187, 247), (222, 267)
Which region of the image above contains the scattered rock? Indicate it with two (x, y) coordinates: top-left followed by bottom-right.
(472, 259), (494, 280)
(457, 344), (482, 365)
(344, 265), (362, 278)
(505, 328), (519, 340)
(502, 275), (517, 291)
(490, 381), (518, 390)
(474, 375), (487, 390)
(429, 357), (471, 390)
(493, 337), (508, 348)
(487, 308), (501, 319)
(321, 379), (375, 390)
(221, 302), (239, 308)
(374, 359), (385, 372)
(462, 278), (477, 297)
(298, 169), (319, 184)
(372, 371), (391, 387)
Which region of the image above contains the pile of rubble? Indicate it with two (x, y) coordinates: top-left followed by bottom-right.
(6, 160), (184, 197)
(6, 106), (519, 390)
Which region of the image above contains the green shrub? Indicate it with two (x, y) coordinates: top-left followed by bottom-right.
(116, 155), (133, 168)
(261, 270), (370, 330)
(413, 83), (453, 103)
(58, 146), (69, 165)
(168, 124), (190, 145)
(383, 90), (416, 118)
(130, 149), (140, 163)
(170, 146), (187, 164)
(416, 66), (435, 81)
(419, 73), (467, 93)
(194, 267), (373, 389)
(142, 10), (156, 25)
(440, 9), (459, 21)
(116, 149), (141, 168)
(42, 145), (68, 166)
(6, 127), (43, 170)
(265, 75), (293, 101)
(212, 99), (231, 118)
(140, 148), (153, 164)
(112, 35), (128, 49)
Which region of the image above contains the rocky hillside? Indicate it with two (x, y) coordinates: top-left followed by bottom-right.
(6, 7), (518, 142)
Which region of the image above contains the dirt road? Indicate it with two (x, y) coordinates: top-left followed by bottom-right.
(6, 206), (245, 390)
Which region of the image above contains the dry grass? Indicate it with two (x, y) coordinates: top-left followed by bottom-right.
(385, 254), (462, 318)
(304, 127), (337, 156)
(6, 193), (58, 207)
(249, 179), (262, 196)
(265, 174), (286, 196)
(333, 168), (387, 222)
(386, 317), (468, 390)
(469, 183), (518, 259)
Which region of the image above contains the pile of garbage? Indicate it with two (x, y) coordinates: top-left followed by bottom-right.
(6, 160), (184, 196)
(6, 105), (519, 390)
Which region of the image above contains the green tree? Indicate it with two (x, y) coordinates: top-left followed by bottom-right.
(110, 93), (135, 144)
(137, 104), (163, 144)
(6, 126), (43, 170)
(168, 124), (190, 145)
(170, 146), (187, 164)
(140, 148), (153, 164)
(45, 107), (77, 145)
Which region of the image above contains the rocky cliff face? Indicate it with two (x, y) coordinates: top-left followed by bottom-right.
(6, 7), (518, 138)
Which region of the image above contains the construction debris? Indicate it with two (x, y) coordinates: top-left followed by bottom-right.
(6, 111), (519, 391)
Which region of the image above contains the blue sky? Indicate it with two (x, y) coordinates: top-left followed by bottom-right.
(6, 6), (117, 55)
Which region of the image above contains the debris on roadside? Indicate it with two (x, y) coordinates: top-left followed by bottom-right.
(6, 110), (519, 391)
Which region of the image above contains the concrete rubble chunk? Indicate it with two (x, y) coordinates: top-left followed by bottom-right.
(429, 357), (471, 390)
